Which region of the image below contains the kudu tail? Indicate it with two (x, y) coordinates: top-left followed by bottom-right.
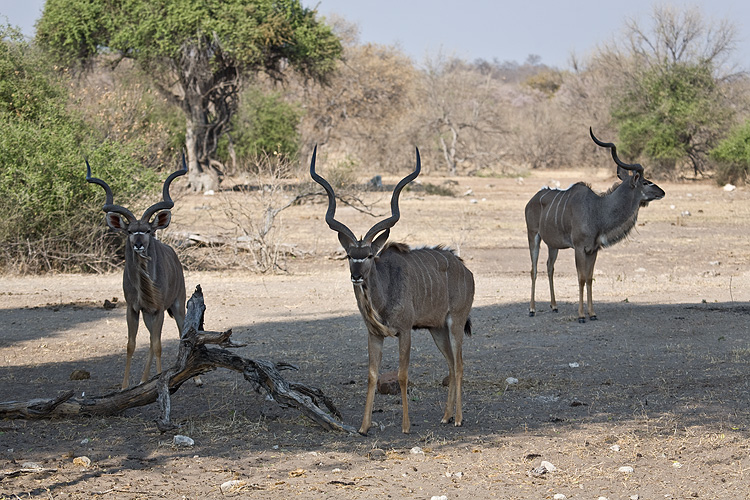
(464, 317), (472, 337)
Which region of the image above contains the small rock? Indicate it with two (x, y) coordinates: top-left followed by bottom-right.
(73, 456), (91, 468)
(618, 465), (634, 473)
(529, 460), (557, 476)
(630, 495), (640, 500)
(368, 175), (383, 190)
(173, 435), (194, 447)
(672, 461), (683, 468)
(463, 188), (474, 196)
(681, 210), (691, 217)
(377, 371), (400, 395)
(368, 448), (387, 461)
(610, 444), (621, 452)
(410, 447), (424, 455)
(220, 480), (247, 493)
(598, 497), (610, 500)
(103, 298), (117, 309)
(204, 189), (215, 196)
(505, 377), (519, 385)
(430, 496), (448, 500)
(568, 362), (580, 368)
(723, 183), (736, 192)
(21, 462), (43, 469)
(554, 494), (567, 500)
(69, 369), (90, 381)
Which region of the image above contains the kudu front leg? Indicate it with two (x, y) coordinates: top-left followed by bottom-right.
(141, 310), (165, 384)
(360, 333), (384, 435)
(546, 247), (559, 313)
(122, 306), (140, 390)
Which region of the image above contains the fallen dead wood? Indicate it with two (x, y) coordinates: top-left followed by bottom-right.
(0, 285), (357, 434)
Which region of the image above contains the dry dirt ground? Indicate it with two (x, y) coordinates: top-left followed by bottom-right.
(2, 167), (750, 499)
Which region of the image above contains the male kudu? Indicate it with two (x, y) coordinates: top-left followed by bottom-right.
(525, 128), (665, 322)
(310, 146), (475, 435)
(87, 159), (189, 389)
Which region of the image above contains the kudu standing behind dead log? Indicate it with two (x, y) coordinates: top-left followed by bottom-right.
(310, 146), (475, 435)
(525, 128), (665, 323)
(87, 159), (190, 389)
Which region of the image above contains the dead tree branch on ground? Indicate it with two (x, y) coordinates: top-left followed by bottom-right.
(0, 285), (356, 434)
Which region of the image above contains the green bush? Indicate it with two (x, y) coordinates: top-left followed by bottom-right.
(710, 120), (750, 185)
(220, 86), (302, 170)
(0, 25), (158, 273)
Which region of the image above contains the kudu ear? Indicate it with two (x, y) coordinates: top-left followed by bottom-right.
(106, 213), (129, 233)
(616, 165), (640, 187)
(371, 229), (390, 256)
(150, 210), (172, 231)
(337, 231), (357, 251)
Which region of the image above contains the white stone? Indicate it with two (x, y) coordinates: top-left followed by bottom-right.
(410, 446), (424, 455)
(553, 494), (567, 500)
(220, 480), (247, 493)
(723, 183), (736, 192)
(430, 496), (448, 500)
(568, 362), (580, 368)
(540, 460), (557, 472)
(505, 377), (519, 385)
(610, 444), (621, 452)
(618, 466), (634, 473)
(173, 435), (194, 447)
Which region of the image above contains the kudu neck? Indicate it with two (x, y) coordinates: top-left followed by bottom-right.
(596, 181), (642, 247)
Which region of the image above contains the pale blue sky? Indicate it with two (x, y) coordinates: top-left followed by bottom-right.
(2, 0), (749, 70)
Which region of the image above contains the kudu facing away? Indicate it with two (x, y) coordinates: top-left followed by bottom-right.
(525, 128), (665, 323)
(310, 147), (475, 435)
(87, 159), (189, 389)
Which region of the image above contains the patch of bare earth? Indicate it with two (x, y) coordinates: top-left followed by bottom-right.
(1, 169), (750, 499)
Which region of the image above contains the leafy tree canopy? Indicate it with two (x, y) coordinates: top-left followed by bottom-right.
(37, 0), (341, 78)
(36, 0), (342, 192)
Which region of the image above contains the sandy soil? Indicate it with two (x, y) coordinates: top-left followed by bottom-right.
(1, 168), (750, 499)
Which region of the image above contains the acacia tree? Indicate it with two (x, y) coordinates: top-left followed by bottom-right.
(36, 0), (341, 192)
(592, 5), (740, 176)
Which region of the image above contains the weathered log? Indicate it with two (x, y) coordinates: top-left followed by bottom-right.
(0, 285), (357, 434)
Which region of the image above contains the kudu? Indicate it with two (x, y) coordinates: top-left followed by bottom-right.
(525, 128), (665, 323)
(87, 159), (189, 389)
(310, 146), (475, 435)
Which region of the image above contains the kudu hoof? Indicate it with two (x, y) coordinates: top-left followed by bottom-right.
(528, 311), (535, 317)
(589, 315), (598, 321)
(552, 308), (558, 313)
(578, 317), (586, 324)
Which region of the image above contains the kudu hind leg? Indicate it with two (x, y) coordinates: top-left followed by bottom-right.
(397, 330), (413, 433)
(122, 306), (140, 390)
(359, 333), (384, 435)
(430, 320), (464, 427)
(528, 232), (542, 316)
(574, 249), (598, 322)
